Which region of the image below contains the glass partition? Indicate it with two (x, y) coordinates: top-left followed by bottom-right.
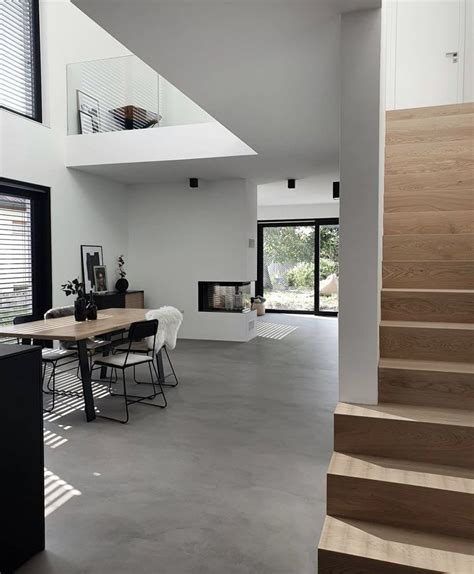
(67, 55), (215, 135)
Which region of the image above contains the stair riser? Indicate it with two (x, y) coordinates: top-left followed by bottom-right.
(382, 261), (474, 290)
(383, 234), (474, 261)
(385, 141), (474, 176)
(327, 475), (474, 539)
(386, 113), (474, 145)
(334, 414), (474, 468)
(384, 188), (473, 212)
(378, 367), (474, 410)
(381, 291), (474, 323)
(318, 550), (438, 574)
(380, 326), (473, 363)
(384, 211), (474, 236)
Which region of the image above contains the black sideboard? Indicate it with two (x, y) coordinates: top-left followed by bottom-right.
(0, 344), (44, 572)
(92, 290), (144, 310)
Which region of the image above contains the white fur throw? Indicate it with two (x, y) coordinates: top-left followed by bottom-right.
(145, 306), (183, 351)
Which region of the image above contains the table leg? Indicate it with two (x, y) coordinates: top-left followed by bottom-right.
(77, 339), (96, 422)
(156, 348), (165, 383)
(100, 333), (111, 379)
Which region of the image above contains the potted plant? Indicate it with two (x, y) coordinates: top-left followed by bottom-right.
(115, 254), (129, 293)
(61, 278), (87, 321)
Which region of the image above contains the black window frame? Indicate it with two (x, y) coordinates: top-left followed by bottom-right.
(0, 0), (43, 123)
(0, 177), (52, 321)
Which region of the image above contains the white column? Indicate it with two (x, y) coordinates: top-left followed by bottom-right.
(339, 8), (385, 404)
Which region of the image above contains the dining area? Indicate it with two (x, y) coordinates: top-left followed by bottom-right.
(0, 306), (182, 424)
(0, 301), (183, 573)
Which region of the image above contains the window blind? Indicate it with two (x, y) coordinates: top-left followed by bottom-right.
(0, 0), (41, 120)
(0, 193), (33, 331)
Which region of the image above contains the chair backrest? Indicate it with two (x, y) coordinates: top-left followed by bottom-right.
(129, 319), (158, 342)
(123, 319), (158, 366)
(44, 305), (74, 320)
(145, 307), (183, 351)
(13, 314), (45, 346)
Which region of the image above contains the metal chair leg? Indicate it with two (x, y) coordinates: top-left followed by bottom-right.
(162, 346), (179, 387)
(99, 369), (130, 424)
(43, 362), (56, 413)
(151, 361), (168, 408)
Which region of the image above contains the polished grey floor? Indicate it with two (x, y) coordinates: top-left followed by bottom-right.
(19, 314), (337, 574)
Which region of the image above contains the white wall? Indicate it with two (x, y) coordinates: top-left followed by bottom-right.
(258, 203), (339, 221)
(339, 9), (383, 405)
(127, 179), (257, 340)
(385, 0), (473, 110)
(0, 0), (130, 306)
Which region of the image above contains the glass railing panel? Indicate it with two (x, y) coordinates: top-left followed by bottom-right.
(67, 55), (216, 135)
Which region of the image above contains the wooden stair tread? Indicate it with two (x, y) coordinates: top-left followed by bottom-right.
(379, 358), (474, 375)
(380, 319), (474, 330)
(319, 516), (474, 572)
(329, 452), (473, 493)
(335, 402), (474, 427)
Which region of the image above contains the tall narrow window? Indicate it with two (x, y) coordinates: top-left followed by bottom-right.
(0, 193), (33, 326)
(0, 0), (42, 121)
(0, 179), (51, 335)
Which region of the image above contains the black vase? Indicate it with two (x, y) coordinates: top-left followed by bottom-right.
(86, 291), (98, 320)
(115, 277), (129, 293)
(74, 297), (87, 322)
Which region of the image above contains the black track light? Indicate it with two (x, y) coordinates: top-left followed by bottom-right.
(288, 179), (296, 189)
(189, 178), (199, 188)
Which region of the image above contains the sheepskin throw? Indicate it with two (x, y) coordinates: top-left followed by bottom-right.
(145, 306), (183, 351)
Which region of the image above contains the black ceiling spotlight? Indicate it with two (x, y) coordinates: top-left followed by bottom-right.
(288, 179), (296, 189)
(189, 178), (199, 189)
(333, 181), (340, 199)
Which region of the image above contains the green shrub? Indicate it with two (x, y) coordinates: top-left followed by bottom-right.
(320, 258), (338, 279)
(286, 263), (315, 288)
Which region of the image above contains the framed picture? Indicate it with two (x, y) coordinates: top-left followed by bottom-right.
(93, 265), (108, 293)
(77, 90), (100, 133)
(81, 245), (103, 293)
(79, 111), (94, 134)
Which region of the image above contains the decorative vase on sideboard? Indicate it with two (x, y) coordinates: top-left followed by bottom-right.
(115, 278), (129, 293)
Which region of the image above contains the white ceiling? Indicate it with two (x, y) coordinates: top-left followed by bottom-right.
(71, 0), (380, 202)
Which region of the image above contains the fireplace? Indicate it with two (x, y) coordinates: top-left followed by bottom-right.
(198, 282), (252, 313)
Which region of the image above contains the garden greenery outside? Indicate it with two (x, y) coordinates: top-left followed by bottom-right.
(263, 225), (339, 312)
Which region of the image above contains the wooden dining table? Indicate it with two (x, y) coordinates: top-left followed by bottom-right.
(0, 308), (148, 422)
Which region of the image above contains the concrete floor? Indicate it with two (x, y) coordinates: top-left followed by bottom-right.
(19, 314), (337, 574)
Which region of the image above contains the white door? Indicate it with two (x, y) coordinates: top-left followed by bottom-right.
(393, 0), (465, 109)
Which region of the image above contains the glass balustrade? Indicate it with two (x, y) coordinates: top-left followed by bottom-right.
(67, 55), (215, 135)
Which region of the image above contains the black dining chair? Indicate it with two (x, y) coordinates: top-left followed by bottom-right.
(92, 319), (167, 423)
(13, 315), (77, 413)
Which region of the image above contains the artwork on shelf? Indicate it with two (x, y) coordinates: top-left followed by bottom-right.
(81, 245), (103, 292)
(77, 90), (100, 133)
(93, 265), (108, 293)
(79, 111), (95, 134)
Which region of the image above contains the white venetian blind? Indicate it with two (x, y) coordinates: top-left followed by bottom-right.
(0, 193), (33, 330)
(0, 0), (40, 119)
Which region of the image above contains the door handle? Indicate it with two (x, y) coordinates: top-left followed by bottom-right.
(445, 51), (458, 63)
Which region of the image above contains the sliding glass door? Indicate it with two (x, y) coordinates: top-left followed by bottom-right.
(257, 219), (339, 315)
(318, 222), (339, 314)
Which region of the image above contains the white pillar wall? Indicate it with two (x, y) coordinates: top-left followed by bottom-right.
(338, 8), (384, 405)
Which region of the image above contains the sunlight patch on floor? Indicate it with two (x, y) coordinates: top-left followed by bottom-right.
(43, 370), (110, 423)
(44, 468), (81, 517)
(257, 322), (298, 340)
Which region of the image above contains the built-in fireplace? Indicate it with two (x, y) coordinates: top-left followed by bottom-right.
(198, 281), (252, 313)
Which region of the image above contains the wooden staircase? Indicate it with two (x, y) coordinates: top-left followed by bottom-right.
(318, 103), (474, 573)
